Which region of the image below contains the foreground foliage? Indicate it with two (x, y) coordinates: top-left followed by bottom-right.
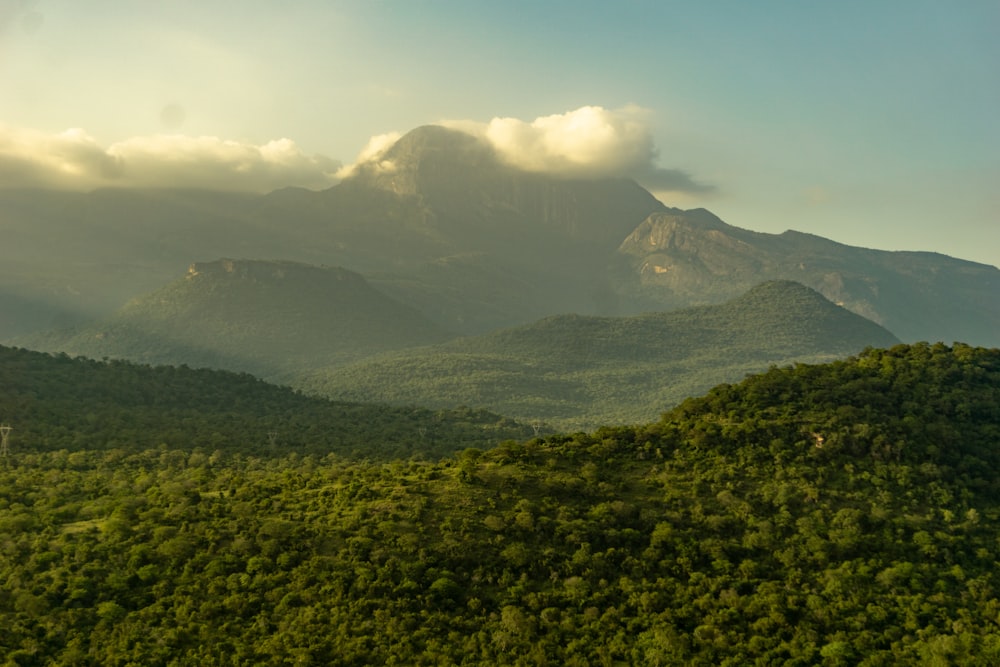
(1, 343), (999, 665)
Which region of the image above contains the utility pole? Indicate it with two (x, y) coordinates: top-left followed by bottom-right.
(0, 424), (11, 457)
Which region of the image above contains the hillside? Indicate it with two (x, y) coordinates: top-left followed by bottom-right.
(614, 209), (1000, 345)
(303, 281), (900, 429)
(0, 345), (533, 460)
(1, 343), (998, 664)
(17, 259), (452, 381)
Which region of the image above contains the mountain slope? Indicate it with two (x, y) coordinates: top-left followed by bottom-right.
(346, 125), (666, 252)
(614, 208), (1000, 345)
(19, 259), (452, 380)
(303, 281), (900, 428)
(0, 344), (533, 459)
(0, 187), (275, 339)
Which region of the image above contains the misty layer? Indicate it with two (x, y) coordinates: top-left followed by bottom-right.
(0, 124), (341, 191)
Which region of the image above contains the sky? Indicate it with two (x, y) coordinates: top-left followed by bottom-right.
(1, 0), (998, 266)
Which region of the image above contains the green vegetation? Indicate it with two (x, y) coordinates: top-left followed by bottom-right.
(0, 345), (533, 460)
(1, 342), (999, 664)
(305, 281), (899, 429)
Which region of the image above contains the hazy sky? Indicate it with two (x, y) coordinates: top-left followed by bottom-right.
(1, 1), (997, 266)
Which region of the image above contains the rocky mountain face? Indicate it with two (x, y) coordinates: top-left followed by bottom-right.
(612, 209), (1000, 346)
(321, 126), (669, 329)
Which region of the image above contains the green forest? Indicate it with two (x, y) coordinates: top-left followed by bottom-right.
(1, 342), (999, 664)
(0, 345), (534, 461)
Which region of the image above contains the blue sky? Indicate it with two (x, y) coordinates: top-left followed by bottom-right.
(1, 0), (997, 266)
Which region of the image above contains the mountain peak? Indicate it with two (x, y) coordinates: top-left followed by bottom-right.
(346, 126), (500, 195)
(382, 125), (496, 164)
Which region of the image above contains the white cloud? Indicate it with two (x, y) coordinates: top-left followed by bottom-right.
(468, 106), (713, 192)
(334, 131), (402, 179)
(472, 105), (654, 176)
(344, 105), (713, 193)
(0, 124), (341, 192)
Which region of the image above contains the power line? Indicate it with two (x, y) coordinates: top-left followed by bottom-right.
(0, 424), (11, 457)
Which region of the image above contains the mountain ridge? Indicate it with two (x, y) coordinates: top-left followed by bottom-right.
(2, 123), (998, 347)
(614, 208), (1000, 344)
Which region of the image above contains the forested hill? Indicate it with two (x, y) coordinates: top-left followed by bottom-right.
(307, 280), (900, 429)
(661, 341), (1000, 463)
(0, 345), (532, 459)
(2, 343), (1000, 664)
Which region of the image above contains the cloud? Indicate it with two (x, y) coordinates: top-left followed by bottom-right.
(340, 106), (712, 194)
(0, 124), (341, 192)
(335, 132), (402, 179)
(443, 105), (714, 193)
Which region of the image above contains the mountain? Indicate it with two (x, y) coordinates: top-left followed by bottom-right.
(613, 208), (1000, 345)
(3, 124), (998, 347)
(0, 127), (666, 338)
(0, 344), (534, 459)
(303, 281), (900, 429)
(311, 125), (669, 329)
(18, 259), (452, 381)
(347, 125), (665, 252)
(2, 343), (998, 664)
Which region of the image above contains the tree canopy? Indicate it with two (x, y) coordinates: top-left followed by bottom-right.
(0, 342), (998, 664)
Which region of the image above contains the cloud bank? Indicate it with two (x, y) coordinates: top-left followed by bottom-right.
(445, 105), (712, 193)
(0, 125), (341, 192)
(452, 106), (712, 193)
(340, 106), (712, 193)
(4, 106), (711, 194)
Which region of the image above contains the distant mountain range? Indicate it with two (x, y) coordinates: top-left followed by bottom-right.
(3, 123), (998, 425)
(17, 265), (899, 429)
(4, 124), (997, 345)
